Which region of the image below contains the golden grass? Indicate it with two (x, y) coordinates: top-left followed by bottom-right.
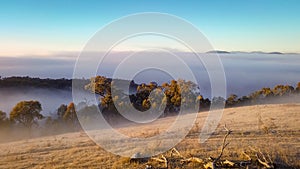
(0, 103), (299, 168)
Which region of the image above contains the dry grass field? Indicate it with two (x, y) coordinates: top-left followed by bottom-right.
(0, 103), (299, 168)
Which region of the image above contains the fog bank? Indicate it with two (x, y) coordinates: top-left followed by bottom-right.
(0, 52), (300, 99)
(0, 87), (72, 115)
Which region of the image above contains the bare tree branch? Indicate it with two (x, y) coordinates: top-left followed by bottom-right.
(214, 124), (232, 163)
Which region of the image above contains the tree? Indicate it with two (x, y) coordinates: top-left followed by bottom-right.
(212, 96), (226, 105)
(86, 76), (201, 116)
(296, 82), (300, 93)
(226, 94), (238, 106)
(63, 102), (79, 130)
(238, 96), (250, 105)
(57, 104), (67, 120)
(77, 104), (100, 124)
(273, 85), (294, 96)
(10, 101), (44, 129)
(261, 88), (274, 97)
(0, 110), (9, 127)
(249, 90), (262, 101)
(85, 76), (111, 97)
(142, 99), (151, 110)
(0, 110), (7, 121)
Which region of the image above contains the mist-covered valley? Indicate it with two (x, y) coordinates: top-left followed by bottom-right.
(1, 52), (300, 116)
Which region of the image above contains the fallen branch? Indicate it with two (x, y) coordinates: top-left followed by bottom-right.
(256, 151), (274, 168)
(170, 148), (184, 158)
(150, 155), (168, 168)
(222, 159), (235, 167)
(242, 151), (252, 161)
(181, 157), (204, 164)
(248, 146), (274, 168)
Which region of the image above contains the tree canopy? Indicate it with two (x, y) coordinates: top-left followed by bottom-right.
(10, 100), (44, 128)
(63, 102), (79, 130)
(85, 76), (300, 114)
(85, 76), (201, 116)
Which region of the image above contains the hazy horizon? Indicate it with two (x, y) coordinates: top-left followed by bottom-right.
(1, 51), (299, 97)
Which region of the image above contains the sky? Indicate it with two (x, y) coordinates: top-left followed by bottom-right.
(0, 0), (300, 56)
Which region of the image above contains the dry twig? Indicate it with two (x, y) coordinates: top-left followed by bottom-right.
(214, 124), (232, 163)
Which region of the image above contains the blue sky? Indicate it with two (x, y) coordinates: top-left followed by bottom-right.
(0, 0), (300, 56)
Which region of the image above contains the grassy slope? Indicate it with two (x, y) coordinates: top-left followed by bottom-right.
(0, 103), (299, 168)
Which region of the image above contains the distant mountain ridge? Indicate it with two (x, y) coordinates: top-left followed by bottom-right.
(206, 50), (285, 55)
(206, 50), (231, 54)
(0, 76), (75, 90)
(0, 76), (138, 92)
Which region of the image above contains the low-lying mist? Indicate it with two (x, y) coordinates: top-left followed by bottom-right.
(0, 52), (300, 127)
(0, 87), (72, 115)
(1, 52), (299, 98)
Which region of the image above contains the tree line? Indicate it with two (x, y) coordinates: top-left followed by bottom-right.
(226, 83), (300, 107)
(0, 100), (86, 142)
(0, 76), (89, 90)
(85, 76), (300, 115)
(84, 76), (201, 123)
(0, 76), (299, 141)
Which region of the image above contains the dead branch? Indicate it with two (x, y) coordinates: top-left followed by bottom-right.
(256, 150), (274, 168)
(222, 159), (235, 167)
(202, 124), (233, 169)
(214, 124), (232, 163)
(242, 151), (252, 161)
(248, 146), (274, 168)
(150, 155), (166, 163)
(150, 155), (168, 168)
(181, 157), (204, 164)
(170, 148), (184, 158)
(256, 155), (272, 168)
(204, 162), (214, 169)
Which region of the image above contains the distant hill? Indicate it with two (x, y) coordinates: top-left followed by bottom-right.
(206, 51), (285, 55)
(250, 51), (283, 55)
(0, 76), (138, 92)
(0, 76), (80, 90)
(206, 50), (231, 54)
(268, 52), (283, 55)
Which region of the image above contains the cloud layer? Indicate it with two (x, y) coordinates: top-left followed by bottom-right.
(1, 52), (300, 98)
